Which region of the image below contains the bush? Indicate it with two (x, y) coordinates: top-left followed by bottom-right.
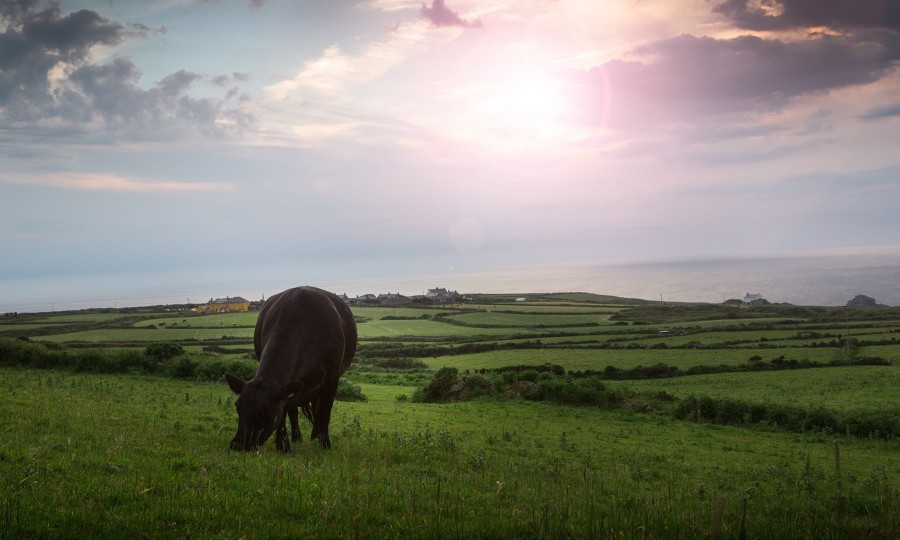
(226, 359), (257, 381)
(524, 376), (609, 406)
(144, 342), (184, 362)
(195, 357), (228, 381)
(373, 357), (428, 369)
(162, 355), (198, 378)
(336, 377), (367, 402)
(458, 374), (495, 399)
(415, 367), (460, 402)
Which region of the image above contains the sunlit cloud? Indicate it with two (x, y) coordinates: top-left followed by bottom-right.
(263, 22), (433, 101)
(5, 173), (235, 193)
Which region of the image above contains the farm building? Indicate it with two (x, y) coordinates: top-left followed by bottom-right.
(426, 287), (459, 304)
(742, 293), (765, 304)
(377, 292), (412, 306)
(197, 296), (251, 313)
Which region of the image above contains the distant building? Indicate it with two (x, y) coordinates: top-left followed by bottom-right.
(197, 296), (250, 313)
(425, 287), (459, 304)
(350, 288), (458, 306)
(377, 292), (412, 306)
(742, 293), (765, 304)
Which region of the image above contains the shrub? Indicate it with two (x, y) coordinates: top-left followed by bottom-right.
(336, 377), (367, 402)
(458, 374), (495, 399)
(144, 342), (184, 362)
(524, 376), (608, 406)
(373, 357), (428, 369)
(195, 357), (228, 381)
(73, 349), (104, 372)
(162, 355), (198, 378)
(226, 359), (256, 381)
(415, 367), (460, 402)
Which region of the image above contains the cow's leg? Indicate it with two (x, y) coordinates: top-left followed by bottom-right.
(287, 399), (302, 443)
(289, 361), (326, 443)
(311, 377), (340, 449)
(275, 402), (291, 453)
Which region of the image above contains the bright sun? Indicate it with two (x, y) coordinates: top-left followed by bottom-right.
(437, 60), (581, 152)
(490, 71), (568, 133)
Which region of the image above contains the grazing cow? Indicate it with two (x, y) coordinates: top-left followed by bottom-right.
(225, 286), (357, 451)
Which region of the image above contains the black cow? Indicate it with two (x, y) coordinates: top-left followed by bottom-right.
(225, 286), (357, 451)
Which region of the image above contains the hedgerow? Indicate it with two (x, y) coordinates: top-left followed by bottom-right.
(413, 362), (898, 439)
(673, 396), (898, 439)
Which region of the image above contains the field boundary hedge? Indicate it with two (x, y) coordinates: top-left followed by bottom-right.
(413, 366), (898, 439)
(0, 338), (365, 401)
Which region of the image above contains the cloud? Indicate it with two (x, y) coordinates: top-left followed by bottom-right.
(259, 21), (436, 143)
(420, 0), (482, 28)
(713, 0), (900, 31)
(0, 1), (253, 138)
(4, 171), (235, 192)
(567, 32), (900, 129)
(858, 102), (900, 120)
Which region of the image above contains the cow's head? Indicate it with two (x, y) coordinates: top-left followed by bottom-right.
(225, 374), (303, 451)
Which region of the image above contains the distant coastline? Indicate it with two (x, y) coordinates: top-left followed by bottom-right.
(3, 247), (899, 313)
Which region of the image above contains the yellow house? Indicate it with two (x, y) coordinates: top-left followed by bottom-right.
(198, 296), (250, 313)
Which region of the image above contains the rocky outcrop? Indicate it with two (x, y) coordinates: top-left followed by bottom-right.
(845, 294), (885, 308)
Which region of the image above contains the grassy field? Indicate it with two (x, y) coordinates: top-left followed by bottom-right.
(1, 368), (896, 538)
(0, 295), (898, 538)
(608, 366), (899, 413)
(423, 347), (844, 372)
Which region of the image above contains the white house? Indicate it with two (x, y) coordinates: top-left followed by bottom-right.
(742, 292), (764, 304)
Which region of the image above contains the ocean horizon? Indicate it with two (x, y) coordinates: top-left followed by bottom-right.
(2, 246), (899, 313)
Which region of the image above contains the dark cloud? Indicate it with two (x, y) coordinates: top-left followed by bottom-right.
(60, 60), (252, 137)
(0, 0), (253, 138)
(714, 0), (900, 32)
(420, 0), (482, 28)
(567, 33), (900, 129)
(858, 102), (900, 120)
(212, 72), (251, 87)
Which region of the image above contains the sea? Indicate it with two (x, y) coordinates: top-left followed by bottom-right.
(2, 246), (899, 313)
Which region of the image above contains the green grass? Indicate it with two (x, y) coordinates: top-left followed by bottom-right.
(136, 312), (257, 328)
(422, 347), (842, 372)
(0, 324), (61, 333)
(30, 313), (140, 323)
(357, 319), (526, 339)
(860, 344), (900, 361)
(443, 311), (614, 327)
(1, 367), (895, 538)
(477, 305), (623, 314)
(33, 327), (256, 343)
(2, 294), (899, 538)
(609, 366), (900, 413)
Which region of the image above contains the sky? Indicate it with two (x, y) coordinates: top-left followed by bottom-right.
(1, 0), (899, 311)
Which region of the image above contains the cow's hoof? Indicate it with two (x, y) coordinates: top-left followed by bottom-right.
(276, 438), (291, 453)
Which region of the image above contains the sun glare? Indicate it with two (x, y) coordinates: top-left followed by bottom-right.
(492, 71), (567, 132)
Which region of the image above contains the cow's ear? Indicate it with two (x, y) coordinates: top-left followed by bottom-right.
(280, 381), (305, 401)
(225, 373), (245, 395)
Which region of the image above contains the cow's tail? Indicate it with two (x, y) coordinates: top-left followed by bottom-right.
(300, 400), (314, 424)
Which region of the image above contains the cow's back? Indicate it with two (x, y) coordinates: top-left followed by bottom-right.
(327, 293), (357, 375)
(254, 287), (355, 378)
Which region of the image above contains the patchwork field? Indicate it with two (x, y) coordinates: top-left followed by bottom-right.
(1, 293), (897, 538)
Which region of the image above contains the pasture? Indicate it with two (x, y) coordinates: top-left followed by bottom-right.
(0, 293), (898, 538)
(1, 368), (896, 538)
